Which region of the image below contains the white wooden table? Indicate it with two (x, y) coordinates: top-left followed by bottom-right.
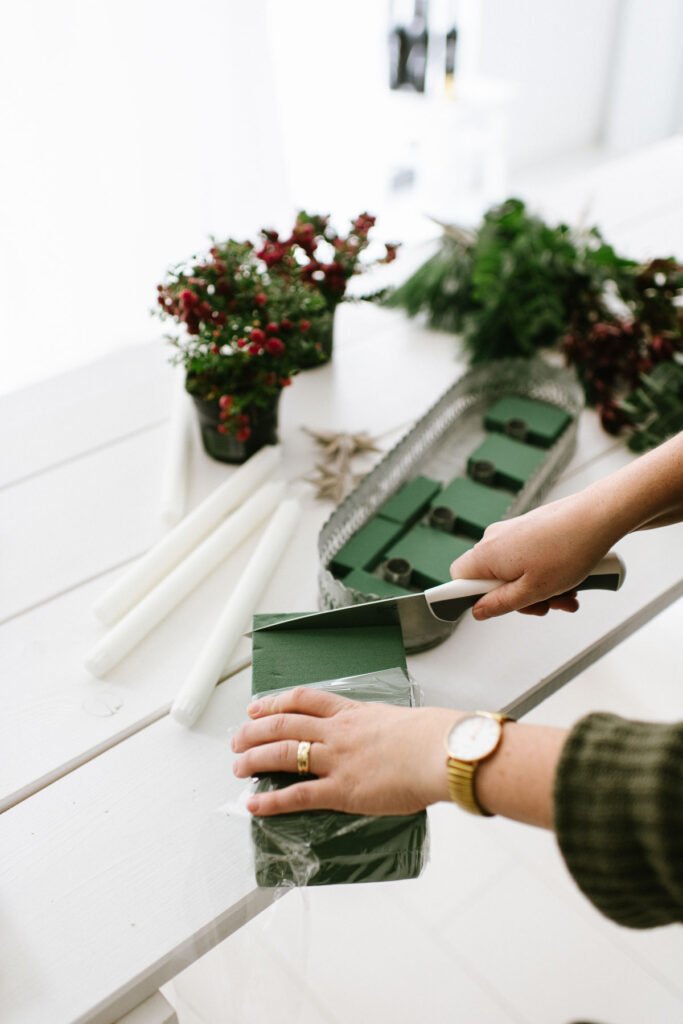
(2, 138), (683, 1024)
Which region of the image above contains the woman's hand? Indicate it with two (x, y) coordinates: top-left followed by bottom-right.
(231, 686), (456, 817)
(450, 490), (617, 621)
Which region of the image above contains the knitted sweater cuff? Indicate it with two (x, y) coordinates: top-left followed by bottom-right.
(554, 712), (683, 929)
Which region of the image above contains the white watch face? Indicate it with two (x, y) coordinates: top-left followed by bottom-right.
(447, 714), (502, 762)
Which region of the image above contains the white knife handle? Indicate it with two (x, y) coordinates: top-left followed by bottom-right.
(424, 550), (626, 619)
(425, 577), (502, 604)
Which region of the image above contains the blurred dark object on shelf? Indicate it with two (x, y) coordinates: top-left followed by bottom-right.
(388, 1), (429, 93)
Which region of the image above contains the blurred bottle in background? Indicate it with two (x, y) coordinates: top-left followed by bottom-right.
(388, 0), (430, 93)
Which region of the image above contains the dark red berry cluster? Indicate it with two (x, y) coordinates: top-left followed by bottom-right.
(255, 210), (398, 311)
(562, 318), (680, 435)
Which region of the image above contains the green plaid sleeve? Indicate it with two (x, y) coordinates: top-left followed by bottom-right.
(554, 713), (683, 929)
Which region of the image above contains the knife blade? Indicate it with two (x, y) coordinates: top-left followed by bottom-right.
(249, 551), (626, 642)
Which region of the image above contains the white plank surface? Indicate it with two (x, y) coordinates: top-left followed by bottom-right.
(0, 499), (327, 813)
(4, 135), (683, 1024)
(1, 343), (172, 489)
(0, 667), (273, 1024)
(3, 463), (683, 1024)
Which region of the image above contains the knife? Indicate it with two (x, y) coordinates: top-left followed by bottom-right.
(250, 551), (626, 642)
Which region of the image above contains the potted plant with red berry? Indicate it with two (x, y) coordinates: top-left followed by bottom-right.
(257, 211), (399, 366)
(157, 238), (326, 463)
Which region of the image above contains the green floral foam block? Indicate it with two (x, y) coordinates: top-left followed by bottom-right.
(250, 613), (427, 886)
(383, 525), (474, 589)
(432, 476), (512, 539)
(330, 517), (406, 575)
(467, 433), (546, 492)
(378, 476), (442, 525)
(484, 395), (571, 448)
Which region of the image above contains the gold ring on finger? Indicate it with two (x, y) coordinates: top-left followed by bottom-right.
(297, 740), (312, 775)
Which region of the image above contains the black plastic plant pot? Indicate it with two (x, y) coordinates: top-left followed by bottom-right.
(190, 390), (281, 465)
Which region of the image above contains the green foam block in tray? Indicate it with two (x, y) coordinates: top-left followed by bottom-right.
(432, 476), (512, 539)
(250, 613), (427, 886)
(378, 476), (442, 525)
(384, 525), (474, 589)
(467, 433), (546, 492)
(484, 395), (571, 448)
(330, 516), (405, 575)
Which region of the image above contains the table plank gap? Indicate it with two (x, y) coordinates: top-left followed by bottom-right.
(502, 577), (683, 720)
(0, 417), (168, 495)
(0, 654), (252, 816)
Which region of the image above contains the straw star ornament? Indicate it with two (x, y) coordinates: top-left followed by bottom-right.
(303, 427), (382, 502)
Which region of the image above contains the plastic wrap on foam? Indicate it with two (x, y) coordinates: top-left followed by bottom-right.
(250, 668), (429, 888)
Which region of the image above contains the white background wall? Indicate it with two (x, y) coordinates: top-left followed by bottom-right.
(0, 0), (288, 392)
(604, 0), (683, 151)
(476, 0), (620, 170)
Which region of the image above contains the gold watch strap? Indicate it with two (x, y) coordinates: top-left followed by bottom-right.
(447, 711), (509, 817)
(447, 759), (490, 816)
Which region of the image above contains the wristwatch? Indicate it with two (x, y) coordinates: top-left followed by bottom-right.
(445, 711), (510, 816)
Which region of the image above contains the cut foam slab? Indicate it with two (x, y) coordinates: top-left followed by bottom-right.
(431, 476), (512, 539)
(484, 395), (571, 448)
(378, 476), (442, 525)
(251, 613), (407, 693)
(250, 612), (426, 887)
(467, 433), (546, 492)
(384, 525), (474, 589)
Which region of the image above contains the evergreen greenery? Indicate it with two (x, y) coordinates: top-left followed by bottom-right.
(384, 198), (683, 450)
(621, 361), (683, 453)
(386, 199), (636, 362)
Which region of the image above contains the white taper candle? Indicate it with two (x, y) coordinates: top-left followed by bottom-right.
(171, 496), (301, 727)
(93, 444), (281, 625)
(85, 481), (286, 678)
(159, 377), (194, 527)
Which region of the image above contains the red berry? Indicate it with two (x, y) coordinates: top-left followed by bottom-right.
(235, 427), (251, 442)
(248, 343), (261, 355)
(250, 328), (265, 344)
(299, 319), (311, 332)
(236, 337), (247, 348)
(352, 212), (376, 235)
(211, 344), (220, 354)
(254, 292), (267, 307)
(280, 318), (293, 331)
(180, 289), (197, 308)
(219, 395), (233, 409)
(217, 424), (227, 435)
(266, 321), (279, 334)
(280, 376), (292, 387)
(265, 337), (285, 356)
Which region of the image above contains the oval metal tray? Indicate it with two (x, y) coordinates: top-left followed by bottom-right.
(317, 357), (584, 652)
